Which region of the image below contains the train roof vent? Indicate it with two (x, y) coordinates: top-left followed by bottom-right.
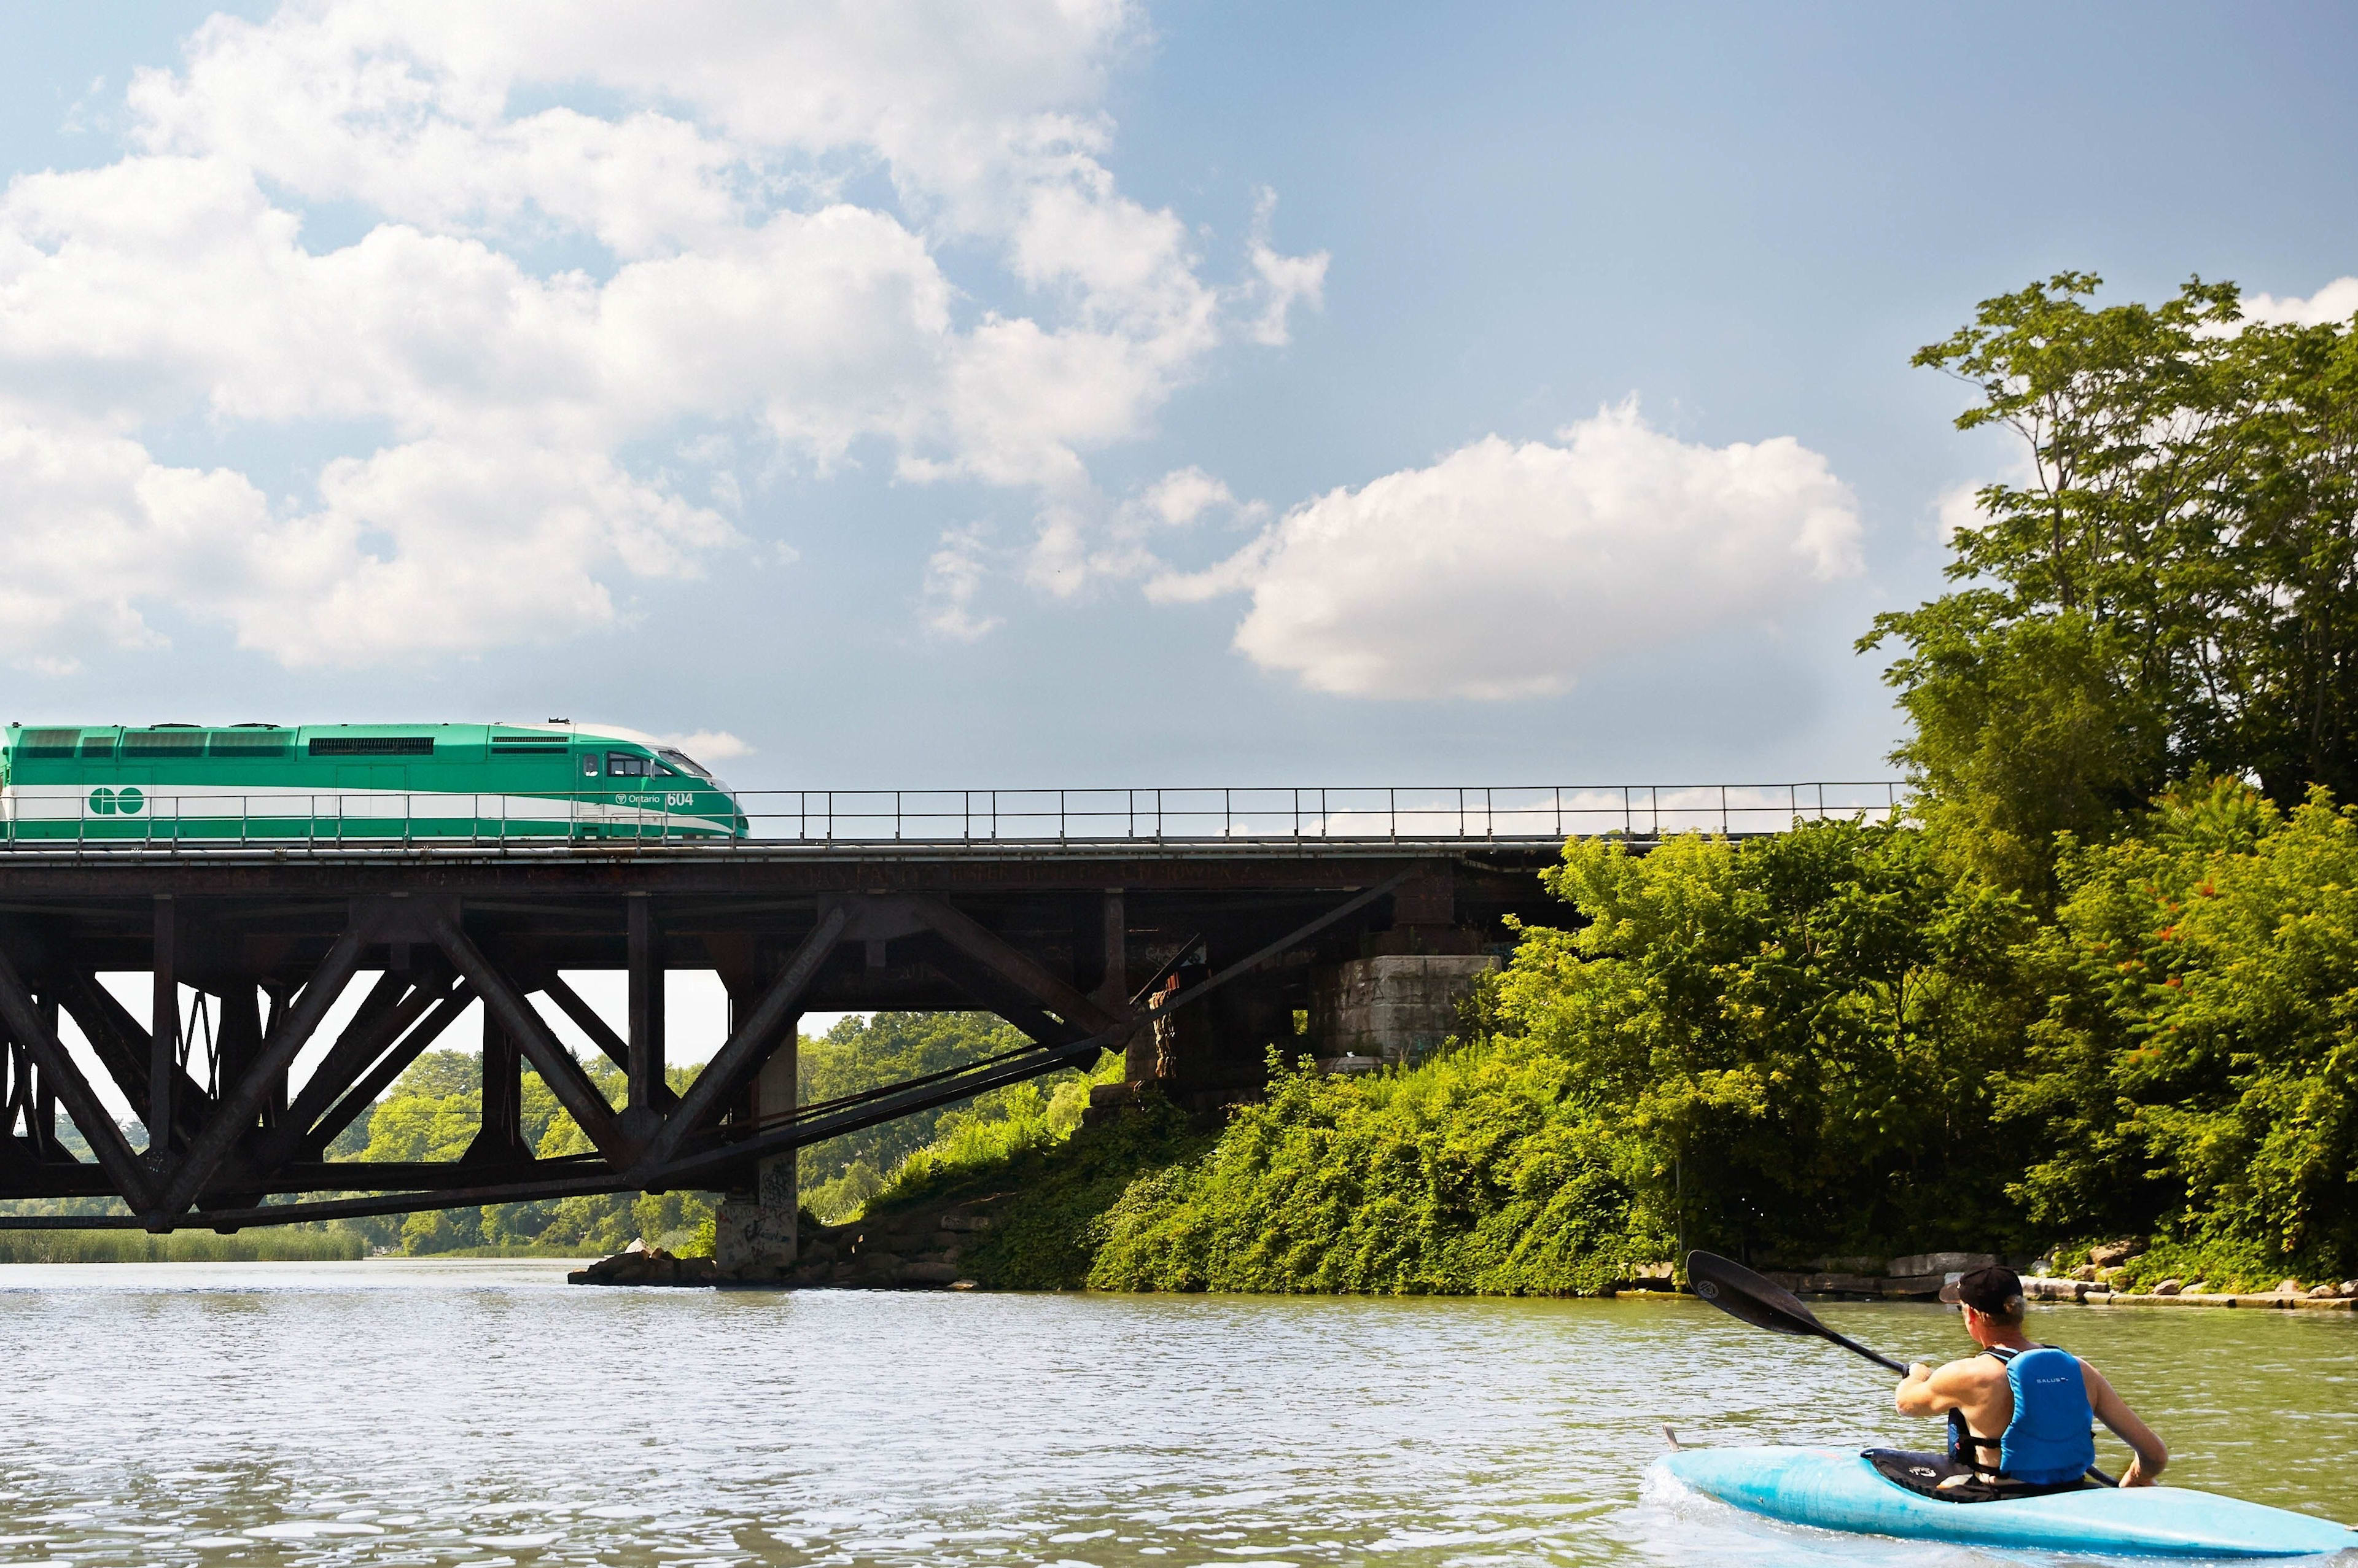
(18, 728), (82, 759)
(211, 730), (292, 757)
(309, 736), (434, 756)
(123, 729), (207, 755)
(79, 734), (117, 759)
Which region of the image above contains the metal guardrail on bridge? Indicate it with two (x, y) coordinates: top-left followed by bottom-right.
(736, 783), (1905, 843)
(0, 782), (1905, 853)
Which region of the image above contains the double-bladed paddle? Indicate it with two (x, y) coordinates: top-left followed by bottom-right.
(1684, 1249), (1909, 1372)
(1681, 1248), (2119, 1488)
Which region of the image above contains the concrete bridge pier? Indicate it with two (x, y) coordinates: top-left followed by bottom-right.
(1309, 953), (1498, 1069)
(713, 988), (803, 1278)
(1309, 863), (1499, 1069)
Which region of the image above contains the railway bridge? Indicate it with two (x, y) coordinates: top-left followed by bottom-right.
(0, 782), (1897, 1271)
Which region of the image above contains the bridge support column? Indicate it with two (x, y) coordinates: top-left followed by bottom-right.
(1300, 863), (1497, 1069)
(464, 1014), (529, 1162)
(714, 1009), (800, 1278)
(1309, 955), (1498, 1069)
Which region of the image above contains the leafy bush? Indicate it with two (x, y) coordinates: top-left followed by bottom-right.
(2006, 778), (2358, 1280)
(1088, 1042), (1657, 1294)
(1492, 819), (2036, 1260)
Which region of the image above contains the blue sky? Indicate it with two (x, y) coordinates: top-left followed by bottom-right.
(2, 2), (2353, 796)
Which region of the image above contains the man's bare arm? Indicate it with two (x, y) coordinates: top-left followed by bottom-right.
(2084, 1364), (2168, 1487)
(1895, 1359), (1980, 1417)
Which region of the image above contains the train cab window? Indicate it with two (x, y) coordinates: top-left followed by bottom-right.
(607, 752), (650, 777)
(579, 754), (601, 778)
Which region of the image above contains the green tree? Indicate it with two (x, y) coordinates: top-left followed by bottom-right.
(1865, 273), (2358, 894)
(348, 1049), (717, 1255)
(796, 1011), (1031, 1219)
(1084, 821), (2042, 1291)
(2002, 778), (2358, 1279)
(1489, 821), (2033, 1258)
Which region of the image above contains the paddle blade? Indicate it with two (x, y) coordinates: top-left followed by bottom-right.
(1685, 1250), (1829, 1338)
(1686, 1250), (1912, 1374)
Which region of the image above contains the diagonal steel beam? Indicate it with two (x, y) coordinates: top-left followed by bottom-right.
(539, 973), (632, 1074)
(303, 971), (408, 1087)
(255, 971), (453, 1169)
(52, 970), (216, 1146)
(0, 1036), (28, 1151)
(154, 924), (367, 1221)
(422, 910), (631, 1165)
(25, 998), (61, 1163)
(920, 936), (1090, 1047)
(301, 979), (475, 1159)
(637, 903), (847, 1171)
(909, 895), (1129, 1039)
(0, 945), (158, 1210)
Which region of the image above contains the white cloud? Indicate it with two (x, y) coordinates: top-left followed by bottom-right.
(0, 417), (263, 668)
(1242, 188), (1327, 347)
(921, 524), (1001, 641)
(1935, 481), (1990, 541)
(1150, 402), (1861, 700)
(0, 1), (1326, 669)
(2241, 276), (2358, 327)
(0, 410), (733, 667)
(663, 730), (753, 763)
(1022, 465), (1260, 599)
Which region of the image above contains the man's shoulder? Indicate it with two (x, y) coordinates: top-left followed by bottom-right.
(1934, 1352), (2008, 1386)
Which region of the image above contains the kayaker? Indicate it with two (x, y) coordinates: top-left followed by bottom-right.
(1894, 1263), (2169, 1489)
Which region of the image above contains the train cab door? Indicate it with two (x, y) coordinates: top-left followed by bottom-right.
(570, 747), (602, 832)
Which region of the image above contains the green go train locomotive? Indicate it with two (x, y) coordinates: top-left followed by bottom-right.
(0, 722), (748, 844)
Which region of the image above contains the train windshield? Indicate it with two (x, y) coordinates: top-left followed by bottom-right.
(656, 748), (714, 781)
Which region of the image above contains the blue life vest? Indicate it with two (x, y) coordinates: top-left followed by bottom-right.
(1947, 1345), (2096, 1486)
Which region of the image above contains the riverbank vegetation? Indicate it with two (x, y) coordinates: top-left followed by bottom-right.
(0, 1229), (364, 1263)
(851, 274), (2358, 1295)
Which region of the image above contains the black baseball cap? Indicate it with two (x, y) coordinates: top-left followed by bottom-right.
(1939, 1264), (2025, 1316)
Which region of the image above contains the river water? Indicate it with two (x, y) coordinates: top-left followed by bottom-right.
(1, 1261), (2351, 1566)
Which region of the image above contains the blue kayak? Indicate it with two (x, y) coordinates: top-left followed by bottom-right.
(1659, 1446), (2357, 1558)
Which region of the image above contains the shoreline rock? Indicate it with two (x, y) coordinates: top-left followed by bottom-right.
(569, 1193), (1005, 1290)
(567, 1243), (718, 1287)
(2023, 1275), (2356, 1310)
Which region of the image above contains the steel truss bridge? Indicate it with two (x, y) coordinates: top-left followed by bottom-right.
(0, 782), (1898, 1235)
